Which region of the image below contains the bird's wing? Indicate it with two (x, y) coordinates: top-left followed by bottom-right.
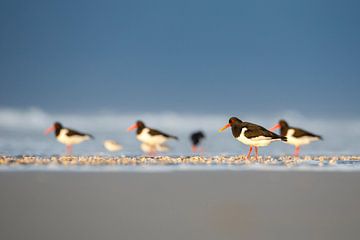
(292, 127), (322, 139)
(66, 128), (94, 139)
(148, 128), (178, 140)
(244, 123), (282, 139)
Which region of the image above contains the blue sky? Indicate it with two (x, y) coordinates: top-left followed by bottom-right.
(1, 0), (359, 116)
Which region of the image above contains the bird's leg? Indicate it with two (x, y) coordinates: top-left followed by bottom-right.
(246, 146), (253, 160)
(148, 146), (157, 157)
(255, 147), (259, 161)
(147, 151), (156, 157)
(199, 146), (204, 154)
(192, 145), (197, 153)
(294, 146), (300, 157)
(66, 145), (73, 155)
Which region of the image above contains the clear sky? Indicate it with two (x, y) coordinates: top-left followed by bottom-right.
(1, 0), (359, 116)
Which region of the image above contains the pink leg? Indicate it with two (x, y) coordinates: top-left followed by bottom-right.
(199, 146), (204, 154)
(294, 146), (300, 157)
(148, 147), (157, 156)
(192, 145), (197, 153)
(255, 147), (259, 160)
(246, 146), (253, 159)
(66, 145), (73, 155)
(148, 152), (156, 157)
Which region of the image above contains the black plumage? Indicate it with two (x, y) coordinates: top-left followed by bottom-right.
(270, 119), (322, 157)
(135, 120), (178, 140)
(45, 121), (94, 154)
(53, 122), (94, 139)
(66, 129), (94, 139)
(278, 120), (322, 139)
(219, 117), (288, 160)
(148, 128), (178, 140)
(229, 117), (286, 141)
(190, 131), (205, 146)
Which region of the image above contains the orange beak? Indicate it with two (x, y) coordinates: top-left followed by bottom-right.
(44, 125), (55, 135)
(219, 123), (231, 132)
(127, 123), (138, 131)
(269, 123), (280, 132)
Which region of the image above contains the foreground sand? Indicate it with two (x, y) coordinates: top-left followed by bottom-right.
(1, 155), (360, 240)
(1, 169), (360, 240)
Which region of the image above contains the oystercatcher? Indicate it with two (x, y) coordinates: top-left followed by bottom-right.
(127, 120), (178, 154)
(269, 119), (322, 157)
(190, 131), (206, 152)
(44, 122), (94, 154)
(219, 117), (286, 160)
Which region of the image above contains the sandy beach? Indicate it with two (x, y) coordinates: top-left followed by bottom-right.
(2, 0), (360, 239)
(1, 155), (360, 240)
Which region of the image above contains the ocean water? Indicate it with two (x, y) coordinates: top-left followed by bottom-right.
(0, 107), (359, 156)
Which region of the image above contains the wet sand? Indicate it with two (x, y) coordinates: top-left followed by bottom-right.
(0, 155), (360, 240)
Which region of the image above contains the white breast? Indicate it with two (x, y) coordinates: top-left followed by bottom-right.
(285, 129), (320, 146)
(136, 128), (168, 146)
(56, 129), (90, 145)
(237, 128), (279, 147)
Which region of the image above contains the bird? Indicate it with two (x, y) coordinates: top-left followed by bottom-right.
(190, 131), (206, 152)
(44, 122), (94, 154)
(219, 117), (287, 160)
(269, 119), (322, 157)
(104, 140), (123, 152)
(127, 120), (178, 155)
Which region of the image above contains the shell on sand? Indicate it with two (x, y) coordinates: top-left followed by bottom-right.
(104, 140), (123, 152)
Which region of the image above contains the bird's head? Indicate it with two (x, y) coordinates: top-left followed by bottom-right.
(127, 120), (145, 131)
(269, 119), (288, 132)
(44, 122), (62, 135)
(218, 117), (242, 132)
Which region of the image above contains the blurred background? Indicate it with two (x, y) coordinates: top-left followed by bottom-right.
(1, 0), (359, 155)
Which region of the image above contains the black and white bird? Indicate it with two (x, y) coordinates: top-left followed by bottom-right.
(219, 117), (287, 160)
(190, 131), (206, 152)
(44, 122), (94, 154)
(269, 119), (322, 157)
(127, 120), (178, 154)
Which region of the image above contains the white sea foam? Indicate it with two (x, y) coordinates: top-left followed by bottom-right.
(0, 107), (359, 155)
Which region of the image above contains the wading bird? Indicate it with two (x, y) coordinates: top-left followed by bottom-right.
(190, 131), (206, 153)
(269, 119), (322, 157)
(219, 117), (286, 160)
(44, 122), (94, 154)
(127, 120), (178, 155)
